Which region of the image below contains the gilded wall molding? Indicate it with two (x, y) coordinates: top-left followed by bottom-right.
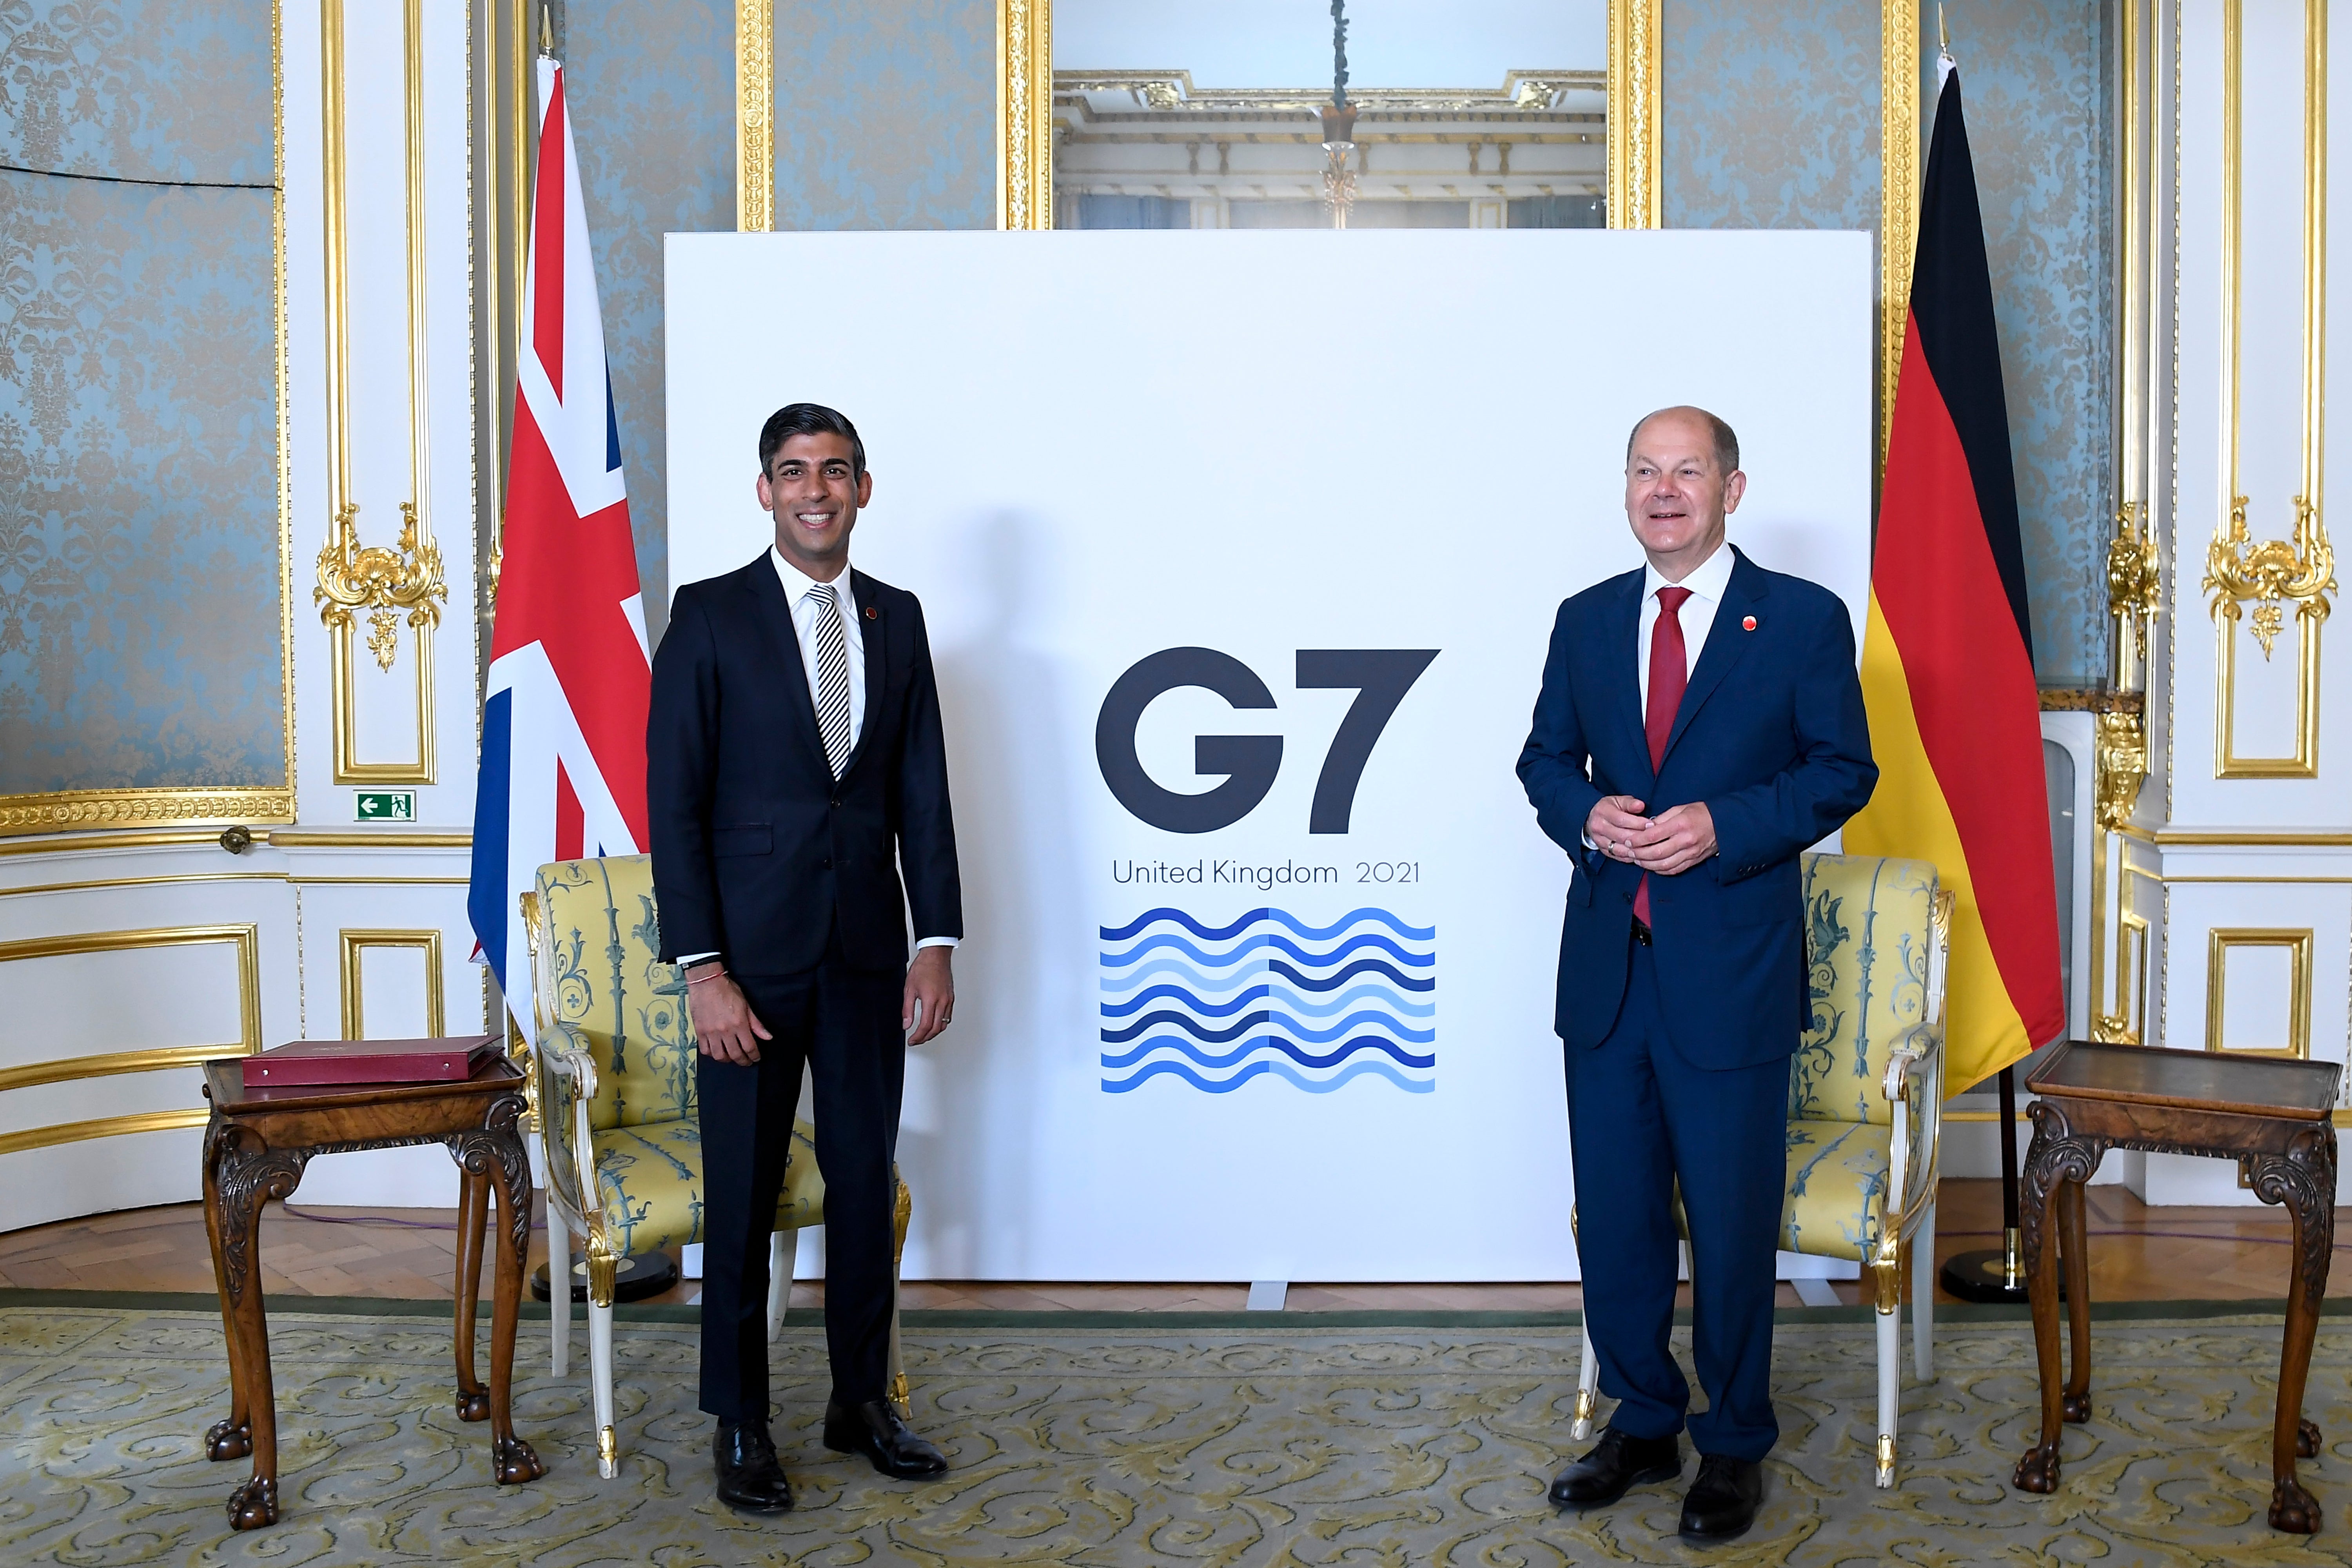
(1604, 0), (1660, 230)
(997, 0), (1052, 229)
(1879, 0), (1920, 465)
(2204, 927), (2314, 1057)
(2201, 0), (2332, 781)
(0, 2), (296, 840)
(736, 0), (774, 231)
(338, 928), (446, 1040)
(314, 0), (446, 786)
(0, 926), (263, 1147)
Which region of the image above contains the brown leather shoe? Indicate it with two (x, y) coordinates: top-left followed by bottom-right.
(822, 1398), (948, 1479)
(713, 1420), (794, 1514)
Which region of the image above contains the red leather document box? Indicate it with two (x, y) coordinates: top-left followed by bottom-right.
(240, 1034), (502, 1089)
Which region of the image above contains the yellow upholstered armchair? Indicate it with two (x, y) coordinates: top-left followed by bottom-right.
(1570, 852), (1951, 1489)
(518, 854), (910, 1479)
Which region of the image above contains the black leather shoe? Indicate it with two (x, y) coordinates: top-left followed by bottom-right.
(1548, 1425), (1682, 1508)
(823, 1398), (948, 1479)
(713, 1420), (794, 1514)
(1678, 1454), (1764, 1541)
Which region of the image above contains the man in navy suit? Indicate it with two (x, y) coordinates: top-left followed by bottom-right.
(650, 404), (961, 1513)
(1517, 407), (1875, 1542)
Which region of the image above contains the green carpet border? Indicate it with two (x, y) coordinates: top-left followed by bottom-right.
(2, 1286), (2346, 1330)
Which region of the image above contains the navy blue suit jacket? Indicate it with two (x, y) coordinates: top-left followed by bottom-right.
(1516, 546), (1877, 1069)
(648, 556), (962, 977)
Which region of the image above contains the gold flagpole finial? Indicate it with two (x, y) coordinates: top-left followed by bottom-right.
(1938, 4), (1950, 51)
(539, 4), (554, 55)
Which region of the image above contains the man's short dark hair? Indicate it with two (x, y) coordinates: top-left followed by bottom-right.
(759, 403), (866, 478)
(1626, 406), (1739, 476)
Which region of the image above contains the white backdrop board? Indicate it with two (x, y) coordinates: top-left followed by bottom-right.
(666, 230), (1872, 1280)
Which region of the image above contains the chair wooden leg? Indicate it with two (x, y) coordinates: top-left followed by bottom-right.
(1873, 1254), (1900, 1488)
(586, 1243), (619, 1480)
(768, 1229), (794, 1343)
(1571, 1324), (1600, 1441)
(1912, 1198), (1936, 1383)
(549, 1219), (571, 1379)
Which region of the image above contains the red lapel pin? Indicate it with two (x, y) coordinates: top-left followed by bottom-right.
(865, 606), (878, 620)
(1742, 615), (1757, 631)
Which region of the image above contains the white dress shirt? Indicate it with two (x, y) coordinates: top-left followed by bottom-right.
(1635, 538), (1734, 711)
(677, 551), (956, 966)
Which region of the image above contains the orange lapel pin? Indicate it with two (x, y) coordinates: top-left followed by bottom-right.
(1742, 615), (1757, 631)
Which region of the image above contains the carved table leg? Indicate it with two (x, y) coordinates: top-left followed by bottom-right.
(2058, 1176), (2093, 1425)
(2013, 1103), (2103, 1495)
(456, 1097), (544, 1485)
(201, 1119), (252, 1463)
(2251, 1126), (2335, 1534)
(452, 1165), (491, 1421)
(207, 1130), (307, 1530)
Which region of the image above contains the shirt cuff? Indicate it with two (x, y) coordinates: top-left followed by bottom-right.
(914, 936), (960, 951)
(677, 951), (720, 967)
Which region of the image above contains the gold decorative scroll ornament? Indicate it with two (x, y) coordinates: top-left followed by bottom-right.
(2107, 502), (2161, 673)
(2202, 497), (2334, 659)
(315, 502), (448, 671)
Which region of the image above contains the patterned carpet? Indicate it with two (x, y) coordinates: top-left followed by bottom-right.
(5, 1296), (2352, 1566)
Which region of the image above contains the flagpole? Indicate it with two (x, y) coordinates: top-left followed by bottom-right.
(1939, 1065), (2033, 1303)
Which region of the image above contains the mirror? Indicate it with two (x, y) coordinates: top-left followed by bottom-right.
(1053, 1), (1608, 230)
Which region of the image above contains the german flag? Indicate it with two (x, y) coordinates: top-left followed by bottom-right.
(1845, 65), (2065, 1091)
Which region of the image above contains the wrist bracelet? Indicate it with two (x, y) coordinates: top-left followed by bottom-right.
(685, 969), (726, 986)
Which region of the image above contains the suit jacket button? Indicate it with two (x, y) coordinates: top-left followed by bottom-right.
(829, 799), (840, 809)
(820, 858), (832, 869)
(1621, 892), (1633, 903)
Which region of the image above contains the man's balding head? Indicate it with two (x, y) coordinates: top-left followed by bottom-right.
(1626, 406), (1739, 478)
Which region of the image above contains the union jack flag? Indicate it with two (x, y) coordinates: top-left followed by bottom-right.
(468, 56), (650, 1031)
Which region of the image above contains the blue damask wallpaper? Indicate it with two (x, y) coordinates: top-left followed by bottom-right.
(564, 0), (735, 641)
(1663, 3), (1880, 232)
(0, 1), (283, 795)
(1665, 0), (2112, 684)
(772, 0), (995, 234)
(1955, 1), (2112, 686)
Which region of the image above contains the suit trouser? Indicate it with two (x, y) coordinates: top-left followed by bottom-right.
(1563, 938), (1788, 1462)
(695, 929), (906, 1420)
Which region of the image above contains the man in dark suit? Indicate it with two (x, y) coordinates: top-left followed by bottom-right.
(649, 403), (962, 1514)
(1517, 407), (1876, 1542)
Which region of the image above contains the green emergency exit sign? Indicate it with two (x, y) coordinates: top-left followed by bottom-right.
(355, 790), (416, 822)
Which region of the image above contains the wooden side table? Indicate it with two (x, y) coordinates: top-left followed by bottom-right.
(2009, 1040), (2339, 1534)
(199, 1054), (548, 1530)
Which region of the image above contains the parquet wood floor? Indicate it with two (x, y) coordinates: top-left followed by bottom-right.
(3, 1179), (2341, 1311)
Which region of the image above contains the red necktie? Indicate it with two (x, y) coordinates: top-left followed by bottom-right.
(1633, 585), (1694, 926)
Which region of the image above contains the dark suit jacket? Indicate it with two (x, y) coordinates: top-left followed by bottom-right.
(1516, 546), (1876, 1069)
(648, 554), (962, 976)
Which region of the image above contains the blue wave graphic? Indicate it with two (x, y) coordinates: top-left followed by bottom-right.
(1102, 1009), (1436, 1046)
(1100, 981), (1435, 1020)
(1272, 958), (1434, 993)
(1101, 907), (1437, 943)
(1098, 956), (1268, 992)
(1102, 1057), (1437, 1094)
(1099, 908), (1433, 1094)
(1101, 1034), (1436, 1071)
(1101, 931), (1435, 969)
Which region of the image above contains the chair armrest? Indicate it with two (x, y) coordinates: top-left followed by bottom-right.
(534, 1023), (604, 1241)
(1879, 1025), (1945, 1243)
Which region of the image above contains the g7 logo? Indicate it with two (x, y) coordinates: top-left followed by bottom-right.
(1095, 648), (1439, 834)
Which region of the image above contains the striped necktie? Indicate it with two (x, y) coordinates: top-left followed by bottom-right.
(807, 581), (854, 778)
